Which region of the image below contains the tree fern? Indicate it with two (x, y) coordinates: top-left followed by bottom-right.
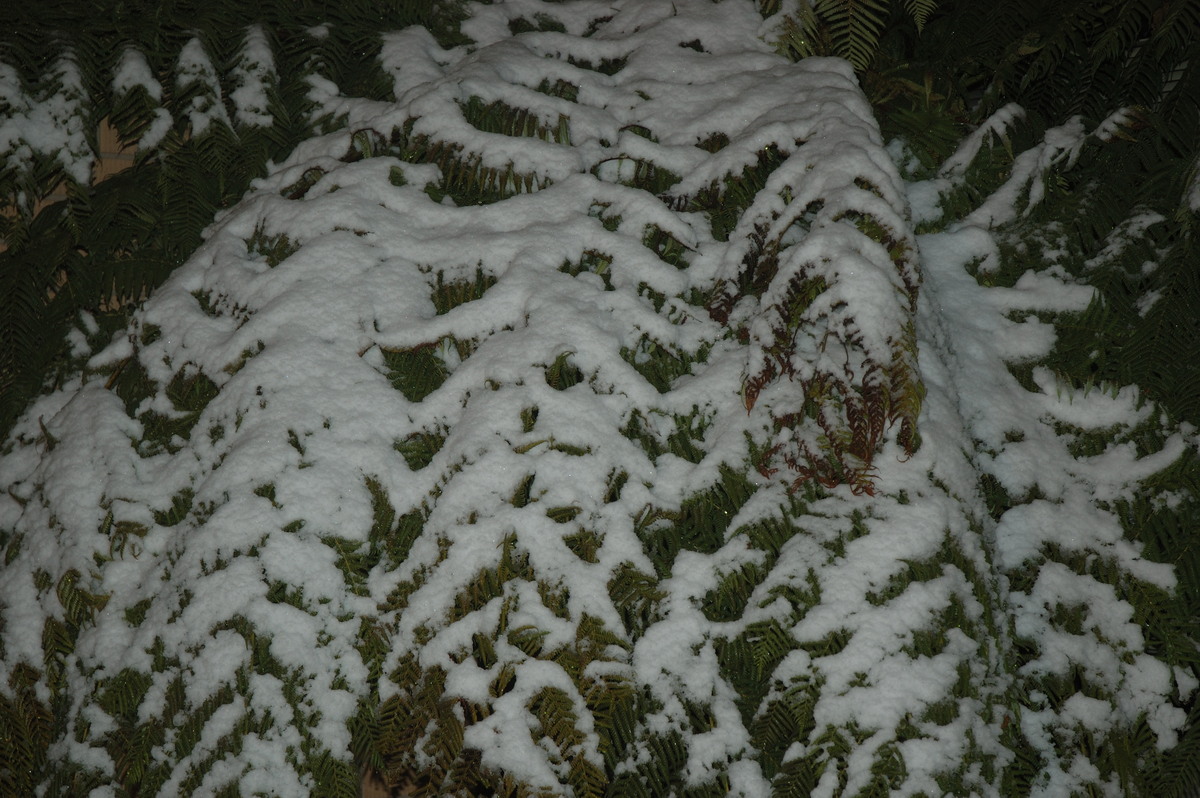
(3, 1), (1198, 797)
(0, 2), (950, 793)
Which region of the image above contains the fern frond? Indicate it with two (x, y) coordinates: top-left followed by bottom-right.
(901, 0), (938, 32)
(814, 0), (892, 70)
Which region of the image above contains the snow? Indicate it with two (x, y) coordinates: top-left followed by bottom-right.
(957, 116), (1089, 229)
(940, 103), (1025, 178)
(113, 48), (162, 101)
(176, 37), (231, 137)
(915, 116), (1190, 797)
(0, 54), (93, 201)
(229, 26), (276, 129)
(0, 1), (1194, 796)
(110, 46), (172, 157)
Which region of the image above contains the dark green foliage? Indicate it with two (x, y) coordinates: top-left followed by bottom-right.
(460, 95), (572, 146)
(702, 562), (764, 623)
(641, 466), (756, 577)
(916, 1), (1198, 127)
(107, 354), (157, 418)
(609, 156), (681, 197)
(583, 673), (638, 768)
(153, 488), (194, 527)
(603, 470), (627, 504)
(621, 338), (696, 394)
(563, 529), (603, 563)
(620, 410), (663, 460)
(381, 346), (448, 402)
(247, 226), (299, 267)
(280, 166), (328, 200)
(642, 225), (689, 269)
(608, 563), (665, 638)
(543, 352), (584, 391)
(536, 78), (579, 103)
(510, 474), (535, 509)
(97, 669), (153, 722)
(133, 365), (220, 455)
(165, 367), (219, 416)
(324, 535), (375, 597)
(605, 729), (689, 798)
(124, 597), (153, 627)
(394, 429), (446, 471)
(918, 44), (1200, 792)
(397, 127), (545, 206)
(1142, 701), (1200, 798)
(751, 682), (817, 777)
(369, 532), (637, 795)
(688, 143), (788, 242)
(763, 0), (938, 71)
(431, 268), (497, 315)
(1036, 231), (1200, 428)
(379, 511), (424, 577)
(964, 113), (1200, 793)
(0, 665), (53, 796)
(566, 54), (627, 76)
(509, 13), (568, 35)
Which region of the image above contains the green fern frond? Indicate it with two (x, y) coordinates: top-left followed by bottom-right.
(543, 351), (584, 391)
(751, 686), (817, 777)
(1146, 702), (1200, 798)
(767, 5), (822, 63)
(432, 267), (497, 315)
(395, 429), (446, 472)
(0, 666), (53, 795)
(381, 345), (450, 402)
(901, 0), (937, 32)
(815, 0), (892, 71)
(96, 669), (153, 722)
(607, 563), (665, 638)
(460, 96), (571, 146)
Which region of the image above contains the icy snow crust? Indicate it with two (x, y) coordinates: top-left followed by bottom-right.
(0, 1), (1192, 796)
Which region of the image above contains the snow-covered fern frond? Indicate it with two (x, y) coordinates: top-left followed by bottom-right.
(2, 1), (1196, 797)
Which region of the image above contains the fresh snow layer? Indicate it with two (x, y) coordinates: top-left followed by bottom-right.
(0, 1), (1192, 796)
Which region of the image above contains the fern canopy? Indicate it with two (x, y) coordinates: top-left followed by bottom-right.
(1, 1), (1198, 797)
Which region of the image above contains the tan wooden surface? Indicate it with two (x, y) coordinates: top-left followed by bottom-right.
(361, 767), (391, 797)
(93, 118), (137, 181)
